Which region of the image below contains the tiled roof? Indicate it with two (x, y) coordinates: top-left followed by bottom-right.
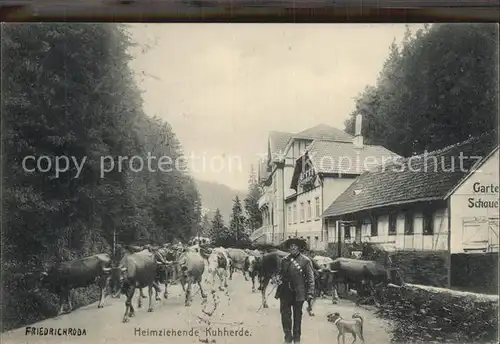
(290, 140), (400, 190)
(322, 131), (499, 218)
(307, 141), (401, 174)
(295, 124), (353, 142)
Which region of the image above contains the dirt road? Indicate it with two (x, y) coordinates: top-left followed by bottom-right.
(2, 271), (394, 344)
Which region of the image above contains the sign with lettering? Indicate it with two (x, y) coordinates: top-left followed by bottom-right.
(468, 182), (500, 209)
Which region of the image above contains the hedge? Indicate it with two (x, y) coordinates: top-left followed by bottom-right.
(376, 283), (498, 343)
(390, 250), (449, 287)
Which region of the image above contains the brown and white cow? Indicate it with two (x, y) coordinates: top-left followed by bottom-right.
(177, 247), (208, 306)
(225, 248), (249, 281)
(206, 247), (230, 291)
(244, 249), (262, 292)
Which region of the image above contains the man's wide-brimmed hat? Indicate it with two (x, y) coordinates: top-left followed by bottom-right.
(282, 238), (307, 250)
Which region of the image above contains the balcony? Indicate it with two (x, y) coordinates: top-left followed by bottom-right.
(250, 225), (269, 241)
(250, 225), (285, 245)
(258, 194), (269, 210)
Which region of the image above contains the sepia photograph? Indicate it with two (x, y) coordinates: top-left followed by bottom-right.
(1, 23), (498, 344)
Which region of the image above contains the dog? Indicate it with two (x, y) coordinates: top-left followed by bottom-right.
(326, 312), (364, 344)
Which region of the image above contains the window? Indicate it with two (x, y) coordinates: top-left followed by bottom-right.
(307, 200), (312, 220)
(423, 209), (434, 235)
(300, 202), (305, 222)
(404, 211), (413, 235)
(288, 206), (292, 225)
(388, 213), (397, 236)
(315, 197), (320, 218)
(303, 166), (314, 179)
(361, 218), (370, 237)
(293, 204), (297, 223)
(370, 216), (378, 236)
(355, 222), (362, 242)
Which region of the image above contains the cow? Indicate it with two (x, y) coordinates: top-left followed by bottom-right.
(38, 254), (112, 316)
(225, 248), (249, 281)
(196, 244), (213, 261)
(206, 247), (230, 291)
(257, 249), (288, 309)
(324, 257), (404, 305)
(244, 250), (262, 292)
(111, 249), (171, 322)
(116, 245), (170, 301)
(299, 257), (328, 316)
(155, 242), (189, 287)
(177, 248), (208, 306)
(150, 246), (176, 300)
(186, 244), (211, 261)
(311, 256), (334, 298)
(313, 255), (334, 269)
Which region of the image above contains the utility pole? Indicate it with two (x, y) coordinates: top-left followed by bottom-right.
(113, 227), (117, 260)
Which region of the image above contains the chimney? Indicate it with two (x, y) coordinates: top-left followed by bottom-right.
(353, 114), (364, 148)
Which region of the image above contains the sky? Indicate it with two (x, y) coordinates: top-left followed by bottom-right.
(128, 24), (421, 192)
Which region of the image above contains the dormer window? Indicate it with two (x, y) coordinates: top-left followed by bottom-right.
(301, 163), (314, 180)
(303, 169), (313, 178)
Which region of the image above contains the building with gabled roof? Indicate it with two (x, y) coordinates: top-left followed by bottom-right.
(251, 115), (400, 250)
(289, 140), (399, 190)
(293, 123), (354, 142)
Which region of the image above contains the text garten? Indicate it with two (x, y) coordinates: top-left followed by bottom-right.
(473, 182), (500, 194)
(25, 327), (87, 336)
(468, 182), (500, 208)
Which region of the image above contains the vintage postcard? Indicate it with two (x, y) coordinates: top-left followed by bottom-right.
(1, 23), (498, 344)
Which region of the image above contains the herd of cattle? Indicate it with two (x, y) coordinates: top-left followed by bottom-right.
(33, 242), (405, 323)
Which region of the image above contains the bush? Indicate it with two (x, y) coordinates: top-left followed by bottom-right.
(1, 260), (103, 332)
(390, 251), (449, 287)
(376, 284), (498, 343)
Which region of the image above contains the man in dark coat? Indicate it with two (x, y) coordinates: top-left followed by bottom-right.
(275, 238), (315, 344)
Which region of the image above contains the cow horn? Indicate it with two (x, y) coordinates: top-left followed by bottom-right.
(120, 267), (127, 272)
(102, 267), (111, 273)
(41, 271), (48, 276)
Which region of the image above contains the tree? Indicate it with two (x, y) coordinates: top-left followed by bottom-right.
(210, 208), (230, 246)
(1, 23), (201, 330)
(229, 196), (250, 247)
(244, 165), (263, 232)
(344, 23), (498, 156)
(200, 214), (212, 237)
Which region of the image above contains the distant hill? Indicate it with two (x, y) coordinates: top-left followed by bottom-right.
(195, 179), (247, 225)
